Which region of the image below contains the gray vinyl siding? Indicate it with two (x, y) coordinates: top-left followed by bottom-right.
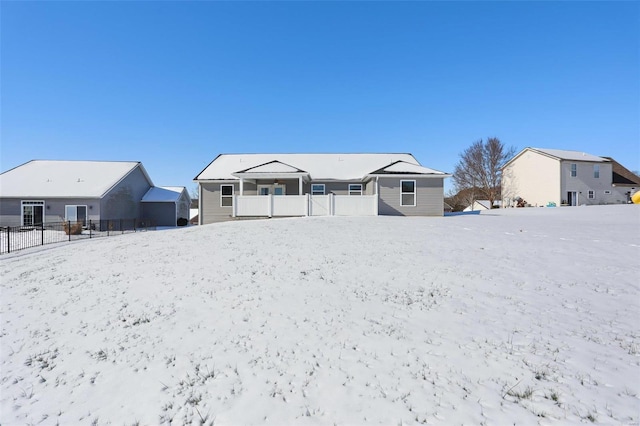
(43, 198), (101, 223)
(377, 177), (444, 216)
(0, 197), (101, 226)
(560, 161), (616, 206)
(177, 191), (191, 221)
(200, 181), (238, 224)
(304, 181), (364, 195)
(247, 179), (300, 195)
(142, 203), (176, 226)
(0, 198), (22, 226)
(100, 165), (152, 220)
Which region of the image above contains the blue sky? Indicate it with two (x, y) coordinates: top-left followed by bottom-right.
(2, 1), (638, 194)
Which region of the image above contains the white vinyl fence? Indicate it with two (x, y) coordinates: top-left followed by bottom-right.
(233, 194), (377, 218)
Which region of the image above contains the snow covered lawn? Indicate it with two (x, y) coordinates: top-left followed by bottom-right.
(1, 205), (638, 425)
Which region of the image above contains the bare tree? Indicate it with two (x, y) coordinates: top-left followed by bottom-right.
(453, 138), (516, 208)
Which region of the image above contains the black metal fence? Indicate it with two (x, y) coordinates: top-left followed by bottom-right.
(0, 219), (156, 255)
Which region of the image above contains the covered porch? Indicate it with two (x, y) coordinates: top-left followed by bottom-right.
(230, 160), (379, 218)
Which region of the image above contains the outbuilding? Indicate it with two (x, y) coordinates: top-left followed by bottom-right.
(141, 186), (191, 226)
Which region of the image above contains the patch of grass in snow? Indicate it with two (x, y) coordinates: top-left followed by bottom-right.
(544, 390), (561, 405)
(578, 410), (598, 423)
(507, 385), (534, 400)
(24, 348), (59, 371)
(92, 349), (108, 362)
(382, 285), (449, 310)
(502, 380), (535, 402)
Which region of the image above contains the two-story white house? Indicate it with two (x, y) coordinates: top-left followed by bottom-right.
(501, 148), (639, 207)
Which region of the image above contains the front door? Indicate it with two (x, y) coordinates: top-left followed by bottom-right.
(567, 191), (577, 206)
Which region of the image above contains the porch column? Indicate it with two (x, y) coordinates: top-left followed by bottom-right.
(299, 176), (303, 195)
(374, 177), (379, 215)
(240, 178), (244, 196)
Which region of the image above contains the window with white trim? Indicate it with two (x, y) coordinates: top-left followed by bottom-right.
(400, 180), (416, 206)
(220, 184), (233, 207)
(348, 184), (363, 195)
(570, 163), (577, 177)
(593, 164), (600, 178)
(588, 190), (595, 199)
(311, 184), (325, 195)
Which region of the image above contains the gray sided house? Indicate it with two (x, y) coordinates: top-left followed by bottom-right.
(141, 186), (191, 226)
(194, 153), (450, 224)
(0, 160), (186, 227)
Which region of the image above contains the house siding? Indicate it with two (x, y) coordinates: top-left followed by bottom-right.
(249, 179), (300, 195)
(502, 151), (561, 207)
(143, 203), (176, 226)
(611, 186), (638, 204)
(42, 198), (101, 223)
(303, 181), (363, 195)
(0, 197), (101, 226)
(100, 165), (152, 220)
(200, 181), (238, 224)
(560, 161), (615, 205)
(377, 177), (444, 216)
(0, 199), (23, 226)
(177, 191), (191, 221)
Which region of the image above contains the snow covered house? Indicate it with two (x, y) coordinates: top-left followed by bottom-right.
(141, 186), (191, 227)
(501, 148), (639, 207)
(0, 160), (186, 227)
(194, 153), (450, 224)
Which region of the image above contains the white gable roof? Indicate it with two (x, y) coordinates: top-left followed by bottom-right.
(530, 148), (608, 162)
(195, 153), (447, 181)
(370, 160), (447, 175)
(142, 186), (188, 203)
(0, 160), (151, 198)
(236, 160), (306, 174)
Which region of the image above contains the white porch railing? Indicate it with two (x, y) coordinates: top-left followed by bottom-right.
(233, 194), (378, 218)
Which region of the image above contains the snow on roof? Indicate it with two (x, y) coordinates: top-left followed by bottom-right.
(0, 160), (150, 198)
(195, 153), (445, 181)
(142, 186), (187, 203)
(236, 160), (307, 174)
(531, 148), (608, 162)
(370, 160), (448, 175)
